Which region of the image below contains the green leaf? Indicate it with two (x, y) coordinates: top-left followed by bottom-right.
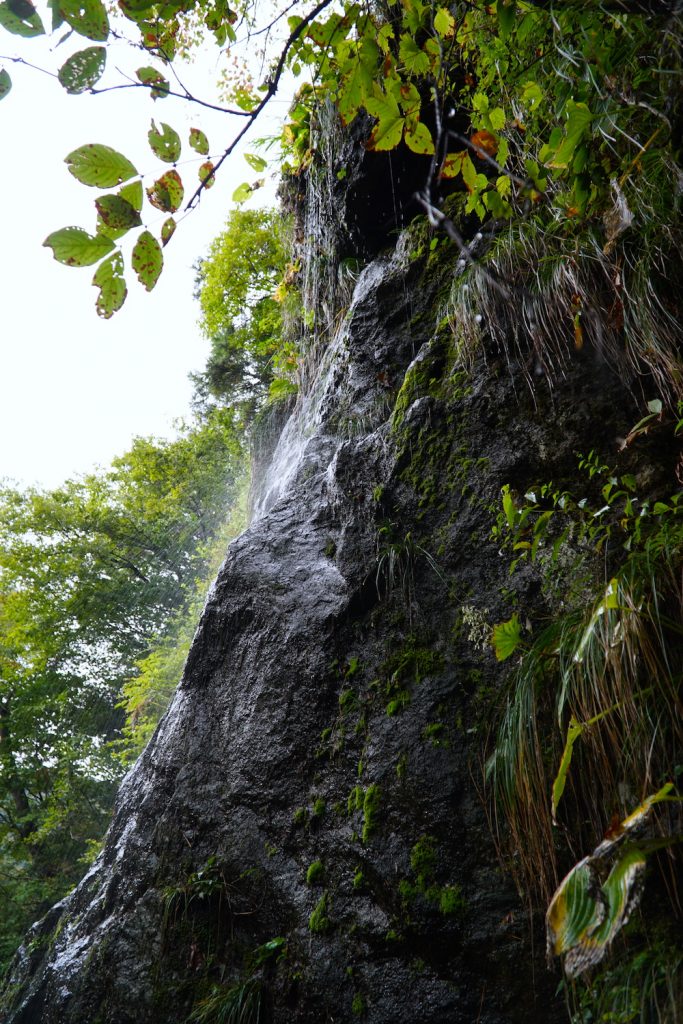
(547, 101), (593, 170)
(148, 120), (181, 163)
(337, 55), (373, 125)
(0, 68), (11, 99)
(404, 121), (434, 155)
(433, 7), (453, 37)
(146, 169), (184, 213)
(647, 398), (663, 415)
(573, 578), (619, 664)
(492, 613), (522, 661)
(58, 46), (106, 94)
(232, 181), (253, 203)
(244, 152), (267, 172)
(119, 180), (143, 212)
(136, 66), (169, 99)
(551, 716), (583, 822)
(43, 226), (114, 267)
(59, 0), (109, 41)
(365, 89), (404, 151)
(66, 144), (138, 188)
(92, 251), (127, 318)
(399, 34), (430, 76)
(189, 127), (209, 155)
(131, 230), (162, 291)
(198, 162), (215, 189)
(95, 194), (142, 230)
(497, 0), (516, 40)
(0, 0), (43, 35)
(488, 107), (506, 131)
(521, 80), (542, 111)
(160, 217), (176, 246)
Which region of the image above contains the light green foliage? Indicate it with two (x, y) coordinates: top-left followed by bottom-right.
(308, 891), (330, 933)
(361, 784), (380, 844)
(400, 835), (464, 916)
(0, 410), (245, 972)
(306, 859), (324, 886)
(193, 209), (295, 417)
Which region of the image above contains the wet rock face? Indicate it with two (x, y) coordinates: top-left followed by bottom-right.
(1, 205), (646, 1024)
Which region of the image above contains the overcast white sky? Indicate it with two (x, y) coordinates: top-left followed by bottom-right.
(0, 22), (285, 488)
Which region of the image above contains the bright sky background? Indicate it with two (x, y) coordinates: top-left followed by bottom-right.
(0, 21), (286, 488)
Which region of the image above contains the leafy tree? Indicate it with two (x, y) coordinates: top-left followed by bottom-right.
(3, 0), (679, 316)
(0, 410), (244, 972)
(192, 208), (295, 418)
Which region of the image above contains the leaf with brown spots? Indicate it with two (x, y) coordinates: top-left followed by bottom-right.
(146, 169), (184, 212)
(132, 230), (162, 291)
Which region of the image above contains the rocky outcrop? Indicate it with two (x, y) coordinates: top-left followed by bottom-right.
(1, 161), (664, 1024)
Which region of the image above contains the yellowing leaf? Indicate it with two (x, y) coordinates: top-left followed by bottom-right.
(131, 230), (162, 291)
(43, 226), (114, 267)
(92, 251), (127, 318)
(404, 121), (434, 155)
(198, 162), (215, 189)
(146, 169), (184, 212)
(470, 129), (499, 158)
(433, 6), (454, 37)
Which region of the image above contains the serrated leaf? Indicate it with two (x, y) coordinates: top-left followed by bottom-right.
(146, 169), (184, 212)
(92, 251), (127, 318)
(119, 180), (143, 212)
(132, 230), (162, 291)
(198, 162), (215, 189)
(244, 152), (267, 172)
(433, 6), (453, 36)
(136, 65), (169, 99)
(488, 107), (506, 131)
(160, 217), (176, 246)
(365, 89), (404, 151)
(43, 226), (114, 267)
(58, 46), (105, 94)
(492, 613), (522, 661)
(0, 0), (43, 35)
(148, 120), (181, 163)
(66, 144), (138, 188)
(521, 80), (542, 110)
(404, 121), (434, 155)
(189, 127), (209, 155)
(95, 194), (142, 230)
(232, 181), (253, 203)
(59, 0), (109, 41)
(0, 69), (11, 99)
(398, 34), (430, 75)
(441, 151), (466, 179)
(337, 56), (373, 125)
(461, 152), (478, 191)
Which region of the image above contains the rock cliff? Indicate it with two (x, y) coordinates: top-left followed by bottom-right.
(2, 119), (679, 1024)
